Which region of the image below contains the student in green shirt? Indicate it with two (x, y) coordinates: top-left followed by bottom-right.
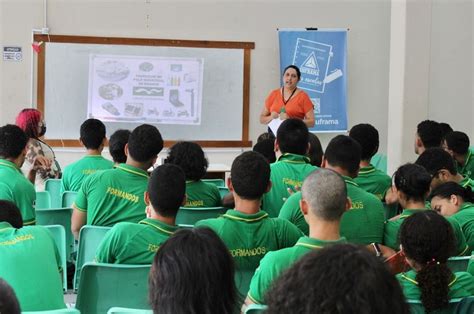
(196, 151), (303, 273)
(383, 163), (469, 255)
(397, 211), (474, 312)
(430, 182), (474, 250)
(414, 120), (442, 155)
(96, 164), (185, 264)
(72, 124), (163, 239)
(0, 200), (65, 311)
(261, 119), (316, 217)
(245, 168), (350, 307)
(108, 129), (131, 165)
(444, 131), (474, 180)
(61, 118), (113, 193)
(165, 141), (221, 208)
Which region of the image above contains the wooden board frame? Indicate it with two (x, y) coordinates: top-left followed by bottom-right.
(35, 34), (254, 148)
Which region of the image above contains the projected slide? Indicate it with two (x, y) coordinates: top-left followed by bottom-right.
(88, 54), (203, 125)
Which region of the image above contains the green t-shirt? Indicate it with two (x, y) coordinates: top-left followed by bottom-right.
(247, 236), (347, 304)
(0, 159), (36, 225)
(184, 180), (222, 207)
(196, 210), (302, 271)
(459, 176), (474, 192)
(384, 208), (470, 256)
(278, 191), (308, 235)
(60, 155), (114, 193)
(95, 218), (178, 264)
(0, 222), (65, 311)
(354, 164), (392, 201)
(397, 270), (474, 300)
(74, 163), (149, 226)
(261, 153), (316, 218)
(450, 203), (474, 251)
(459, 148), (474, 181)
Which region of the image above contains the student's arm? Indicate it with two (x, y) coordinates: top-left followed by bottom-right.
(71, 205), (86, 240)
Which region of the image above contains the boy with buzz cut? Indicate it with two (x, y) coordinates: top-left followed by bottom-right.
(196, 151), (303, 273)
(414, 120), (442, 155)
(71, 124), (163, 239)
(261, 118), (316, 217)
(95, 164), (185, 264)
(245, 168), (349, 307)
(444, 131), (474, 180)
(60, 118), (113, 193)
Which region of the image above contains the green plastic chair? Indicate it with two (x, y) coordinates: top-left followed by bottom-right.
(45, 179), (62, 208)
(107, 308), (152, 314)
(74, 226), (112, 291)
(44, 225), (68, 291)
(61, 191), (78, 208)
(455, 296), (474, 314)
(218, 186), (230, 198)
(36, 208), (74, 263)
(447, 256), (471, 272)
(202, 179), (225, 187)
(245, 304), (267, 314)
(22, 309), (80, 314)
(76, 263), (151, 314)
(176, 206), (227, 226)
(235, 269), (255, 298)
(408, 298), (464, 314)
(36, 191), (52, 209)
(371, 153), (387, 174)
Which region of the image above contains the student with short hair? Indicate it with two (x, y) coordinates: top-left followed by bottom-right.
(0, 278), (21, 314)
(0, 125), (36, 225)
(196, 151), (302, 272)
(397, 211), (474, 312)
(383, 163), (469, 256)
(61, 119), (113, 193)
(261, 119), (316, 217)
(266, 244), (410, 314)
(252, 139), (276, 164)
(415, 147), (474, 191)
(307, 132), (323, 167)
(96, 164), (185, 264)
(164, 141), (221, 208)
(0, 200), (23, 229)
(71, 124), (163, 239)
(109, 129), (131, 165)
(444, 131), (474, 180)
(439, 122), (453, 139)
(0, 203), (65, 311)
(414, 120), (442, 155)
(246, 168), (349, 306)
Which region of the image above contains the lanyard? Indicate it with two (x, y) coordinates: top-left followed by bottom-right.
(281, 87), (297, 105)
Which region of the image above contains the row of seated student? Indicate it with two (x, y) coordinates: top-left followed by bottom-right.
(1, 112), (474, 311)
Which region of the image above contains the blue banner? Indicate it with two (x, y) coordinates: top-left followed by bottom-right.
(279, 29), (347, 132)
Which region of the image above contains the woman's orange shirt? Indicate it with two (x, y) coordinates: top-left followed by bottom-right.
(265, 88), (314, 120)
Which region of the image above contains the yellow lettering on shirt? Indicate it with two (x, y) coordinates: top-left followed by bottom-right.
(106, 187), (139, 203)
(230, 247), (267, 257)
(0, 234), (34, 246)
(282, 178), (302, 189)
(186, 200), (204, 207)
(351, 201), (364, 210)
(148, 244), (160, 253)
(82, 169), (98, 175)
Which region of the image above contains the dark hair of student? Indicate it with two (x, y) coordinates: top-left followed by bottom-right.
(307, 132), (323, 167)
(417, 120), (442, 149)
(127, 124), (163, 163)
(283, 65), (301, 80)
(415, 147), (458, 176)
(349, 123), (379, 161)
(399, 211), (456, 313)
(439, 123), (453, 139)
(324, 135), (361, 177)
(148, 164), (185, 217)
(149, 228), (238, 314)
(164, 141), (208, 181)
(257, 132), (275, 143)
(266, 244), (409, 314)
(109, 129), (131, 164)
(429, 181), (474, 203)
(445, 131), (470, 155)
(0, 278), (21, 314)
(252, 139), (276, 164)
(0, 124), (28, 159)
(276, 118), (309, 155)
(231, 151), (270, 200)
(393, 163), (432, 202)
(0, 200), (23, 229)
(79, 118), (106, 150)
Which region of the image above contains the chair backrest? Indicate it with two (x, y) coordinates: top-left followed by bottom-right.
(36, 191), (52, 209)
(176, 206), (227, 226)
(235, 269), (255, 298)
(370, 153), (387, 174)
(44, 225), (68, 291)
(107, 307), (152, 314)
(35, 208), (74, 263)
(74, 226), (112, 291)
(245, 304), (268, 314)
(22, 308), (80, 314)
(76, 263), (151, 314)
(202, 179), (225, 187)
(408, 298), (464, 314)
(447, 256), (471, 272)
(218, 186), (230, 198)
(45, 179), (63, 208)
(61, 191), (78, 208)
(455, 296), (474, 314)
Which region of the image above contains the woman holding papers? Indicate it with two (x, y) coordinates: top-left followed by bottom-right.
(260, 65), (315, 130)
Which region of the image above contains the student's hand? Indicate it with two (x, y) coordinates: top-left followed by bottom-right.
(282, 186), (300, 202)
(384, 187), (398, 205)
(32, 155), (52, 172)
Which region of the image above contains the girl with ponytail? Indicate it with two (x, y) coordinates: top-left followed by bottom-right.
(398, 211), (474, 312)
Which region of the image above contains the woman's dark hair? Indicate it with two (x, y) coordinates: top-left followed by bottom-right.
(149, 228), (238, 314)
(429, 181), (474, 203)
(283, 65), (301, 80)
(164, 141), (208, 181)
(399, 211), (455, 313)
(266, 244), (409, 314)
(393, 163), (432, 202)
